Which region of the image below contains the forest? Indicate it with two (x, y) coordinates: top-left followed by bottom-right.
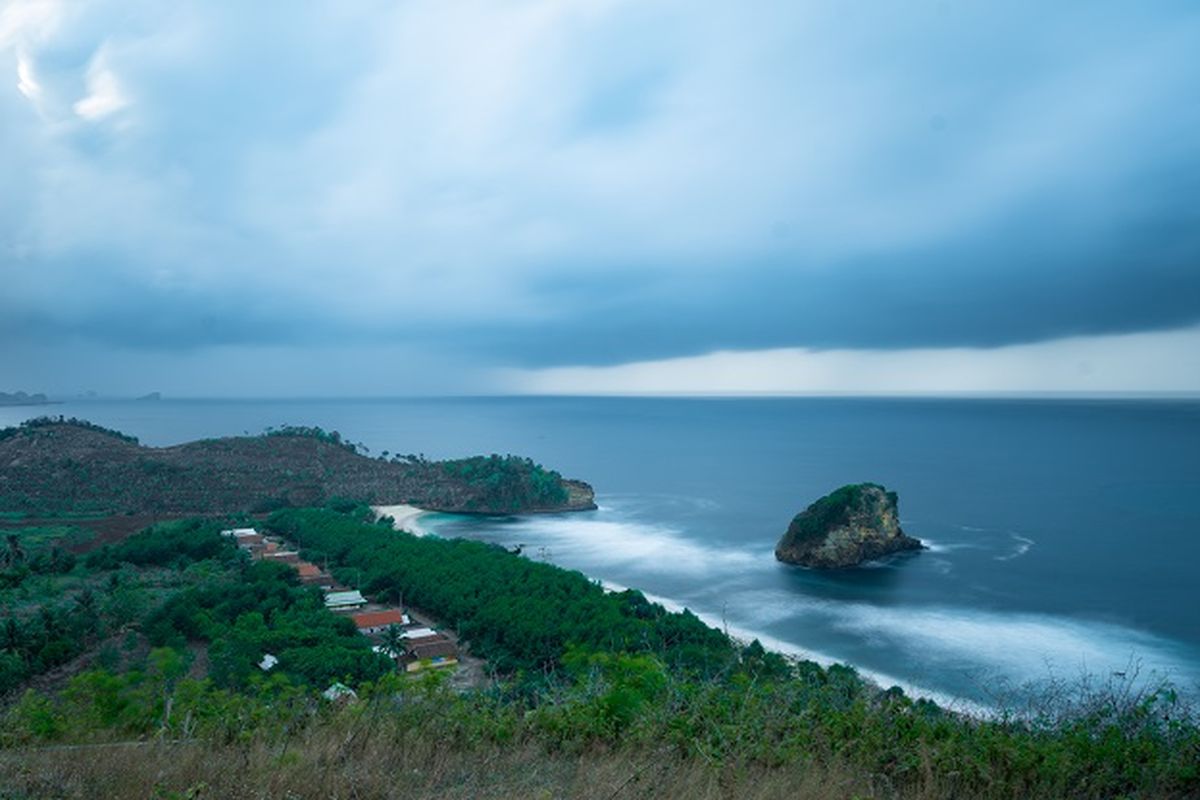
(0, 508), (1197, 799)
(435, 454), (570, 511)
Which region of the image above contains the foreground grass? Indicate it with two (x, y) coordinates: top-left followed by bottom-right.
(0, 737), (886, 800)
(2, 663), (1196, 800)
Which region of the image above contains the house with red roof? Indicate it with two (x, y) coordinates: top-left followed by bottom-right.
(350, 609), (409, 636)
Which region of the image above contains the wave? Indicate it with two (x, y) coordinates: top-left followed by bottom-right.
(712, 589), (1200, 708)
(427, 510), (758, 578)
(994, 533), (1035, 561)
(600, 492), (724, 515)
(599, 579), (994, 715)
(460, 512), (761, 576)
(921, 538), (981, 553)
(430, 500), (1199, 711)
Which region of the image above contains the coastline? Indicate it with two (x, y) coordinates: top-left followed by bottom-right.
(373, 504), (434, 536)
(596, 578), (994, 718)
(375, 500), (994, 717)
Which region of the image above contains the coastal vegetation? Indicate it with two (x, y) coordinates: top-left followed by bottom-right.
(1, 508), (1196, 798)
(0, 416), (138, 444)
(437, 455), (569, 512)
(0, 419), (594, 516)
(268, 507), (736, 676)
(784, 484), (895, 543)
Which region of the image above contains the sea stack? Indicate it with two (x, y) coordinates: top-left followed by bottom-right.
(774, 483), (924, 569)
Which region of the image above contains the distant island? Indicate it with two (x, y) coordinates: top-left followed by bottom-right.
(0, 417), (596, 516)
(775, 483), (924, 568)
(0, 391), (56, 407)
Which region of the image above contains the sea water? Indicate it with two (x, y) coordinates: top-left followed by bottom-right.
(4, 396), (1198, 707)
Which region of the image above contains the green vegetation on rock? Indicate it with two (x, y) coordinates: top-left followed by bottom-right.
(776, 483), (922, 569)
(437, 455), (569, 512)
(784, 483), (894, 542)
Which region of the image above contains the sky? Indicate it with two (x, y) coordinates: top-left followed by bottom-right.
(1, 0), (1198, 397)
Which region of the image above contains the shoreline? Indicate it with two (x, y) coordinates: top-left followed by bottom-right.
(373, 503), (993, 716)
(596, 578), (995, 718)
(373, 504), (434, 536)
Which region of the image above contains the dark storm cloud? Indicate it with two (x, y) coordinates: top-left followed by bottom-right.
(478, 182), (1200, 365)
(1, 0), (1199, 392)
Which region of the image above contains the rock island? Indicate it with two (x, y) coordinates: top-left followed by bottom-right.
(775, 483), (924, 569)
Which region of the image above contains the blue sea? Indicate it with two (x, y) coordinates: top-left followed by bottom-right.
(4, 396), (1199, 708)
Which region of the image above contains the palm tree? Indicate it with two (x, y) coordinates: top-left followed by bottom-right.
(0, 618), (20, 652)
(73, 587), (101, 637)
(379, 624), (406, 662)
(1, 535), (23, 569)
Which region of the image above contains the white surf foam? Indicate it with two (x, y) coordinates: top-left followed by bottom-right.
(921, 538), (979, 553)
(822, 601), (1198, 693)
(659, 585), (1200, 711)
(373, 504), (434, 537)
(493, 514), (760, 576)
(598, 579), (992, 714)
(994, 533), (1035, 561)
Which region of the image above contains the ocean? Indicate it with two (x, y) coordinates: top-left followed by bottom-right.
(4, 396), (1198, 708)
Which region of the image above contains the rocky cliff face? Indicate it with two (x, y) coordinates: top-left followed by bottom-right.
(774, 483), (923, 569)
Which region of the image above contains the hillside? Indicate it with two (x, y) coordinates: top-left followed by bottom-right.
(0, 418), (595, 516)
(1, 509), (1195, 800)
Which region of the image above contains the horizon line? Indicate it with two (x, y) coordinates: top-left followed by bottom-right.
(20, 390), (1200, 403)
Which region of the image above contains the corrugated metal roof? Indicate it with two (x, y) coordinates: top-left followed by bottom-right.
(324, 590), (366, 606)
(401, 626), (437, 639)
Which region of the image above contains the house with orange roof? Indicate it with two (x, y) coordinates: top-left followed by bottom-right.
(350, 609), (409, 636)
(295, 561), (326, 582)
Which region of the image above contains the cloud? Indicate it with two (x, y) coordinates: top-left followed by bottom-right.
(0, 1), (1198, 394)
(501, 326), (1200, 396)
(72, 47), (128, 120)
(15, 52), (39, 98)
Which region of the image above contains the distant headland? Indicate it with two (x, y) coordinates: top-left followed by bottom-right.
(0, 417), (596, 516)
(0, 391), (57, 407)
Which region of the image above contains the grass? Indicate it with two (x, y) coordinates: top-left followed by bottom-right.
(5, 660), (1195, 800)
(4, 526), (95, 550)
(0, 720), (906, 800)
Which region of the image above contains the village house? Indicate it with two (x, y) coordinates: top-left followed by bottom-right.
(240, 540), (267, 555)
(321, 682), (358, 703)
(295, 561), (332, 586)
(350, 609), (410, 636)
(220, 528), (259, 538)
(399, 626), (440, 644)
(403, 639), (458, 672)
(324, 589), (367, 611)
(221, 529), (265, 550)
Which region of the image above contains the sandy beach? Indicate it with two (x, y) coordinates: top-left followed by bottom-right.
(373, 504), (433, 536)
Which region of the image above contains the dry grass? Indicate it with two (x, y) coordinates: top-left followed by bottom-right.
(0, 732), (932, 800)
